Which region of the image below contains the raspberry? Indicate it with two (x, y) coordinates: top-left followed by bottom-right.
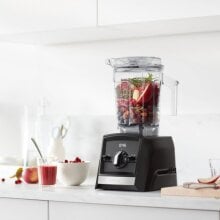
(75, 157), (81, 163)
(15, 179), (22, 184)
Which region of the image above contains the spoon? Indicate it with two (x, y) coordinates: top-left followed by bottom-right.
(31, 138), (45, 163)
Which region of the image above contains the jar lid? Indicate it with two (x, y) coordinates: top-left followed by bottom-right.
(106, 56), (163, 69)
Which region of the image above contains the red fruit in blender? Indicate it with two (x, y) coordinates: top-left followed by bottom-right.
(120, 80), (130, 90)
(122, 111), (129, 120)
(141, 112), (148, 117)
(119, 106), (127, 113)
(117, 99), (129, 107)
(154, 83), (160, 106)
(137, 83), (153, 105)
(129, 99), (137, 107)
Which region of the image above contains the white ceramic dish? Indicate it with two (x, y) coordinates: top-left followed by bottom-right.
(57, 161), (90, 186)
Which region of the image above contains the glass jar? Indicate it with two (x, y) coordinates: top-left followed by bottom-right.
(22, 106), (38, 184)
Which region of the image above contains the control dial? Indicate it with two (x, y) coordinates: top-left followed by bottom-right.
(113, 151), (129, 169)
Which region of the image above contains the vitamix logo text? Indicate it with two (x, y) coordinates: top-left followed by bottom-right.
(118, 143), (127, 148)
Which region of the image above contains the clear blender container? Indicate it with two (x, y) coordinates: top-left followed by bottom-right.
(107, 57), (179, 136)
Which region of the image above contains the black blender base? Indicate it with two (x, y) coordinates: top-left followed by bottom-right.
(95, 133), (177, 191)
(96, 173), (177, 192)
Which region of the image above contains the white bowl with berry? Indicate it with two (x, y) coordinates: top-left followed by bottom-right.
(57, 157), (90, 186)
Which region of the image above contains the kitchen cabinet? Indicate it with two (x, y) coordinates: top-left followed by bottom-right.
(98, 0), (220, 25)
(0, 197), (219, 220)
(0, 184), (219, 220)
(0, 198), (48, 220)
(0, 0), (97, 35)
(49, 201), (219, 220)
(0, 0), (220, 44)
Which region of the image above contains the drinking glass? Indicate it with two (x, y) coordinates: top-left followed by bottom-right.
(209, 159), (220, 177)
(37, 157), (57, 186)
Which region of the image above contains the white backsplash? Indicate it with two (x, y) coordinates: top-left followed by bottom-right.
(0, 107), (219, 184)
(58, 114), (220, 184)
(0, 106), (218, 185)
(0, 31), (220, 184)
(160, 114), (220, 184)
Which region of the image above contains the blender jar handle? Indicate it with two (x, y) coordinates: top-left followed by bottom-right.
(162, 75), (179, 115)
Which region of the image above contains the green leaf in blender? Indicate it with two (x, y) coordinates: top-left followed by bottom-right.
(129, 73), (154, 87)
(145, 73), (154, 82)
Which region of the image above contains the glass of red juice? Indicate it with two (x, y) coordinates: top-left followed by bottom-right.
(37, 157), (57, 186)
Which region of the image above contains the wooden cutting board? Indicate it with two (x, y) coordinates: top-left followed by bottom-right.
(161, 186), (220, 198)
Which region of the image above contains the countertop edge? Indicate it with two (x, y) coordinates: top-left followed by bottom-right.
(0, 184), (219, 211)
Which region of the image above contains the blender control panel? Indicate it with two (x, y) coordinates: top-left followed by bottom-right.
(100, 140), (139, 174)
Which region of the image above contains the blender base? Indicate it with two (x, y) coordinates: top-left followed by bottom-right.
(95, 133), (177, 191)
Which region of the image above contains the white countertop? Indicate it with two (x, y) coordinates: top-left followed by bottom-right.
(0, 182), (220, 211)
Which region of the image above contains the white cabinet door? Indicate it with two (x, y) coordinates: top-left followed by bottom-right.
(50, 201), (219, 220)
(0, 198), (48, 220)
(0, 0), (97, 35)
(99, 0), (220, 25)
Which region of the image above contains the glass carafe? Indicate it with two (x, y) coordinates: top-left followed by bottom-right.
(107, 57), (179, 136)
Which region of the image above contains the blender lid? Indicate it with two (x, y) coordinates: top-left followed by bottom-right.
(106, 56), (163, 69)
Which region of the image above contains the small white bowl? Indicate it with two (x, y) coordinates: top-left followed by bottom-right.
(57, 161), (90, 186)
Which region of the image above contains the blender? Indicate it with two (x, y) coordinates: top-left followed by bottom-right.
(95, 57), (179, 191)
(111, 56), (178, 136)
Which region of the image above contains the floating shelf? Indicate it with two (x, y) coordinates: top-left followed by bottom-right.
(0, 15), (219, 45)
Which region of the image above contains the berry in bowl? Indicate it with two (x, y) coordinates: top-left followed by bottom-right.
(57, 157), (90, 186)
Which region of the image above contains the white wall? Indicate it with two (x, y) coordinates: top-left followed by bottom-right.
(0, 31), (220, 183)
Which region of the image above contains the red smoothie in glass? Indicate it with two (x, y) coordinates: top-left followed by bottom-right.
(39, 165), (57, 185)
